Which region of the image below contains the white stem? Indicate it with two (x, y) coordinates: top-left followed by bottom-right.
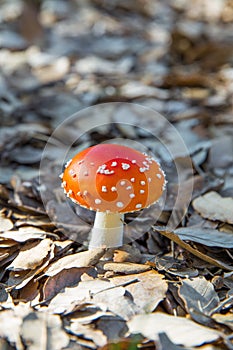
(89, 212), (124, 249)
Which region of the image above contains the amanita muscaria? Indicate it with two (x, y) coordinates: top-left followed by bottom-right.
(61, 144), (166, 249)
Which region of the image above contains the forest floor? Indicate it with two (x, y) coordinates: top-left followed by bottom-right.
(0, 1), (233, 349)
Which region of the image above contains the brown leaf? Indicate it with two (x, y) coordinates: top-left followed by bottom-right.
(128, 312), (220, 347)
(175, 227), (233, 248)
(112, 245), (142, 263)
(7, 246), (55, 291)
(0, 239), (18, 249)
(158, 332), (190, 350)
(212, 313), (233, 331)
(178, 277), (219, 315)
(92, 285), (138, 320)
(99, 262), (151, 275)
(68, 322), (107, 348)
(47, 279), (115, 314)
(0, 227), (49, 242)
(209, 136), (233, 169)
(0, 214), (14, 232)
(154, 227), (233, 271)
(44, 248), (105, 277)
(47, 279), (137, 318)
(7, 239), (53, 271)
(21, 312), (69, 350)
(97, 316), (128, 343)
(43, 267), (97, 301)
(192, 191), (233, 224)
(0, 309), (24, 350)
(18, 280), (39, 303)
(32, 57), (70, 84)
(111, 271), (168, 313)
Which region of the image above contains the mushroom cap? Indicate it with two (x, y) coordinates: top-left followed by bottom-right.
(61, 144), (166, 213)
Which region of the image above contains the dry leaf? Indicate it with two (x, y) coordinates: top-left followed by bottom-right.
(212, 314), (233, 330)
(68, 323), (107, 348)
(92, 285), (138, 320)
(7, 246), (55, 290)
(7, 239), (52, 271)
(128, 312), (220, 347)
(0, 227), (49, 242)
(43, 267), (97, 301)
(97, 316), (128, 343)
(175, 227), (233, 248)
(192, 192), (233, 224)
(21, 312), (69, 350)
(47, 278), (138, 319)
(112, 245), (142, 263)
(47, 279), (116, 314)
(111, 271), (168, 313)
(18, 280), (39, 303)
(1, 1), (233, 349)
(99, 262), (151, 274)
(0, 309), (24, 350)
(158, 332), (190, 350)
(155, 227), (233, 271)
(0, 215), (14, 232)
(178, 277), (219, 315)
(44, 248), (105, 277)
(0, 239), (19, 249)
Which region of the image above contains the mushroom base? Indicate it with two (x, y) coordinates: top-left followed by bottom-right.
(89, 212), (124, 249)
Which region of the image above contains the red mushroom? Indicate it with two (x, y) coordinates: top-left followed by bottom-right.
(61, 144), (166, 249)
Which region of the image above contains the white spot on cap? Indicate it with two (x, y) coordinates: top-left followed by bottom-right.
(61, 181), (67, 188)
(95, 199), (101, 204)
(97, 164), (107, 174)
(65, 159), (72, 168)
(122, 163), (130, 170)
(90, 162), (94, 166)
(140, 190), (145, 194)
(131, 160), (136, 164)
(59, 173), (64, 179)
(84, 171), (88, 176)
(129, 193), (135, 198)
(162, 179), (167, 191)
(148, 178), (152, 182)
(83, 190), (88, 195)
(104, 169), (114, 175)
(116, 202), (124, 208)
(146, 157), (153, 164)
(140, 181), (146, 185)
(139, 167), (148, 173)
(111, 186), (117, 192)
(136, 203), (142, 209)
(131, 178), (135, 182)
(111, 161), (117, 167)
(126, 186), (132, 190)
(120, 181), (126, 186)
(157, 173), (162, 179)
(102, 186), (107, 192)
(67, 189), (73, 197)
(77, 191), (81, 196)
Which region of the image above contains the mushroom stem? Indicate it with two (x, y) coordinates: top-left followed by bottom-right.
(89, 212), (124, 249)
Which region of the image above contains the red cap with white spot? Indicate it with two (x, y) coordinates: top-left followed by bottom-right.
(61, 143), (166, 213)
